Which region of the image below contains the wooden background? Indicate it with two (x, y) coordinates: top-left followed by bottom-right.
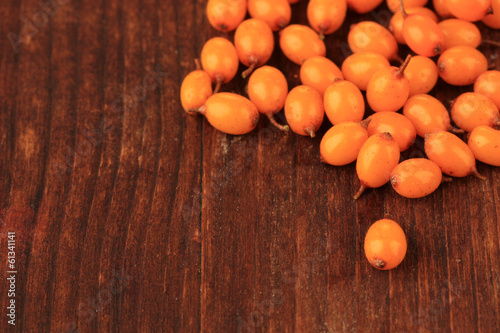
(0, 0), (499, 332)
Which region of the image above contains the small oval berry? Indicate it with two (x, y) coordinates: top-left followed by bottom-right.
(402, 14), (445, 57)
(437, 46), (488, 86)
(280, 25), (326, 65)
(200, 93), (260, 135)
(367, 112), (416, 151)
(451, 92), (500, 132)
(341, 52), (390, 91)
(355, 132), (401, 199)
(201, 37), (239, 93)
(248, 0), (291, 31)
(391, 158), (443, 198)
(424, 131), (482, 178)
(468, 126), (500, 166)
(348, 21), (399, 61)
(235, 19), (274, 78)
(482, 0), (500, 28)
(433, 0), (453, 17)
(285, 85), (324, 137)
(180, 68), (213, 114)
(300, 56), (343, 96)
(443, 0), (493, 22)
(320, 121), (369, 166)
(405, 56), (438, 96)
(307, 0), (347, 38)
(474, 70), (500, 110)
(206, 0), (247, 32)
(346, 0), (384, 13)
(364, 219), (407, 270)
(388, 7), (438, 45)
(324, 80), (365, 125)
(438, 19), (481, 50)
(248, 66), (289, 131)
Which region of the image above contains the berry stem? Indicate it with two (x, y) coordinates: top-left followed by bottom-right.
(353, 184), (366, 200)
(448, 126), (465, 134)
(305, 127), (316, 138)
(359, 116), (372, 129)
(395, 55), (412, 77)
(471, 169), (486, 181)
(483, 39), (500, 47)
(187, 105), (207, 116)
(194, 59), (201, 70)
(213, 77), (223, 94)
(441, 176), (453, 183)
(399, 0), (408, 18)
(266, 113), (290, 132)
(242, 62), (257, 79)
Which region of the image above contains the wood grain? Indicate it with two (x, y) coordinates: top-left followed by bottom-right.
(0, 0), (499, 332)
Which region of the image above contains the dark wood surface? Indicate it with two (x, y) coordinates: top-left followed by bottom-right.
(0, 0), (499, 332)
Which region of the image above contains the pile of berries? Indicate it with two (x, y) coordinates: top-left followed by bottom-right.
(180, 0), (500, 269)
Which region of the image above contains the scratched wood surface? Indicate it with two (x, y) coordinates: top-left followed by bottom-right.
(0, 0), (499, 332)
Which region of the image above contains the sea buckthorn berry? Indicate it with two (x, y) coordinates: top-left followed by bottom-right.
(443, 0), (493, 22)
(388, 7), (438, 45)
(366, 55), (411, 113)
(405, 56), (438, 96)
(248, 0), (291, 31)
(390, 158), (443, 198)
(235, 19), (274, 78)
(307, 0), (347, 38)
(364, 219), (407, 270)
(201, 37), (239, 93)
(196, 93), (260, 135)
(474, 71), (500, 110)
(348, 21), (399, 61)
(402, 13), (445, 57)
(433, 0), (453, 17)
(354, 132), (400, 199)
(320, 120), (370, 166)
(403, 94), (462, 137)
(387, 0), (428, 12)
(324, 80), (365, 125)
(341, 52), (390, 91)
(346, 0), (384, 13)
(438, 19), (481, 50)
(437, 46), (488, 86)
(248, 66), (289, 131)
(180, 65), (213, 114)
(451, 92), (500, 132)
(468, 126), (500, 166)
(367, 112), (416, 151)
(280, 25), (326, 65)
(284, 85), (324, 137)
(206, 0), (247, 32)
(300, 56), (343, 96)
(424, 131), (484, 178)
(482, 0), (500, 28)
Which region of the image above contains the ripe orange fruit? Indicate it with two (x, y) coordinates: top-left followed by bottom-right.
(206, 0), (247, 32)
(280, 25), (326, 65)
(341, 52), (390, 91)
(300, 56), (343, 96)
(437, 46), (488, 86)
(364, 219), (407, 270)
(284, 85), (324, 137)
(320, 120), (370, 166)
(391, 158), (443, 198)
(468, 126), (500, 166)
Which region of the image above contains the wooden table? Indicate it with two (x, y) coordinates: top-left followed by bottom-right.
(0, 0), (499, 332)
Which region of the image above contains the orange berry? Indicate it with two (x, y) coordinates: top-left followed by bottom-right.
(198, 93), (260, 135)
(424, 131), (482, 178)
(437, 46), (488, 86)
(403, 94), (461, 137)
(206, 0), (247, 32)
(180, 68), (213, 114)
(482, 0), (500, 28)
(433, 0), (453, 17)
(234, 19), (274, 78)
(468, 126), (500, 166)
(367, 112), (416, 151)
(307, 0), (347, 38)
(405, 56), (438, 96)
(402, 14), (444, 57)
(391, 158), (443, 198)
(248, 66), (289, 131)
(387, 0), (428, 12)
(451, 92), (500, 132)
(366, 55), (411, 113)
(388, 7), (438, 45)
(438, 19), (482, 50)
(341, 52), (390, 91)
(279, 25), (326, 65)
(347, 21), (399, 61)
(474, 71), (500, 110)
(201, 37), (239, 93)
(320, 121), (370, 166)
(364, 219), (407, 270)
(248, 0), (291, 31)
(346, 0), (384, 13)
(300, 56), (343, 95)
(354, 132), (400, 199)
(284, 85), (324, 137)
(443, 0), (492, 22)
(324, 80), (365, 125)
